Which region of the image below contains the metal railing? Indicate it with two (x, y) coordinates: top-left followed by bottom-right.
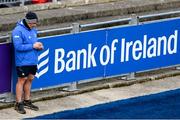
(0, 0), (19, 4)
(38, 10), (180, 36)
(0, 0), (50, 7)
(0, 0), (27, 7)
(1, 9), (180, 43)
(33, 10), (179, 39)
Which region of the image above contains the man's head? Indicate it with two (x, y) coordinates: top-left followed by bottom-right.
(25, 11), (38, 29)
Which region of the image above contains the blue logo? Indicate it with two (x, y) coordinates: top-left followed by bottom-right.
(35, 49), (49, 78)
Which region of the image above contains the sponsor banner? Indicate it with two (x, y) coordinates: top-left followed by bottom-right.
(31, 18), (180, 90)
(106, 19), (180, 76)
(0, 43), (12, 93)
(33, 30), (106, 89)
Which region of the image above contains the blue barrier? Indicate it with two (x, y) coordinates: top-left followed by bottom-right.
(0, 43), (12, 94)
(106, 19), (180, 76)
(33, 30), (106, 89)
(11, 18), (180, 90)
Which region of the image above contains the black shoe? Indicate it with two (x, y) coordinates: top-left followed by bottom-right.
(24, 100), (39, 111)
(14, 102), (26, 114)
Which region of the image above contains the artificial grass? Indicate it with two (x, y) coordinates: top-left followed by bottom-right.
(31, 88), (180, 119)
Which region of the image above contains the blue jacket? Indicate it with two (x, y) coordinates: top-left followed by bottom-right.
(12, 20), (38, 66)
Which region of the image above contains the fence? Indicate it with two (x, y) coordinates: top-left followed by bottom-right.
(0, 0), (27, 7)
(0, 0), (50, 7)
(0, 0), (19, 4)
(0, 10), (180, 102)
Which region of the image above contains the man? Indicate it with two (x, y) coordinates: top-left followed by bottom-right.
(12, 11), (43, 114)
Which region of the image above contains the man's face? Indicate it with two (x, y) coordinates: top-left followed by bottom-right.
(28, 22), (37, 29)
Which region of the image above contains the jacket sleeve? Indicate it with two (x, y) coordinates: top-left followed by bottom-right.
(12, 30), (33, 51)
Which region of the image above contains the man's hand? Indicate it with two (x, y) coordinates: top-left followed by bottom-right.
(33, 42), (44, 50)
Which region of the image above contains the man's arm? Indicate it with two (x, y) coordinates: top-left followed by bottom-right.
(12, 30), (33, 51)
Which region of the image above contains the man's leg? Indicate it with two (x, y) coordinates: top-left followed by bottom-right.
(23, 74), (39, 111)
(24, 65), (37, 100)
(15, 77), (27, 114)
(24, 74), (34, 100)
(16, 77), (27, 102)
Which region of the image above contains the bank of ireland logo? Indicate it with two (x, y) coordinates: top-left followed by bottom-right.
(35, 49), (49, 78)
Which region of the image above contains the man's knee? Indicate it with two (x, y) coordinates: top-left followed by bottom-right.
(28, 74), (35, 81)
(17, 77), (27, 84)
